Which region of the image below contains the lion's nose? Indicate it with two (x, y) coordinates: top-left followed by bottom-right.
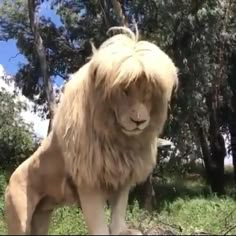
(130, 117), (146, 126)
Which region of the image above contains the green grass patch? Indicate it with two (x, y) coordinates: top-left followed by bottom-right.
(0, 171), (235, 235)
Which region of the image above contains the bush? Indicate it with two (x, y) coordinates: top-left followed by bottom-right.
(0, 88), (39, 169)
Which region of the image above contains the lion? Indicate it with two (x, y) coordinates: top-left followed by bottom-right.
(4, 26), (178, 235)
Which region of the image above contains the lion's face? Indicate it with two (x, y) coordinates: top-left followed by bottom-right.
(110, 79), (153, 136)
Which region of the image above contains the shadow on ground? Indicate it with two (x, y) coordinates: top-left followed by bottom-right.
(130, 170), (235, 212)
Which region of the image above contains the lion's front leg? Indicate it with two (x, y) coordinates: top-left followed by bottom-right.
(78, 188), (110, 235)
(109, 186), (142, 235)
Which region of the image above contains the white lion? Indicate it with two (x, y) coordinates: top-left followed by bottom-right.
(4, 26), (178, 235)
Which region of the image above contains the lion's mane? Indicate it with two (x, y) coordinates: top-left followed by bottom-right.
(51, 28), (178, 192)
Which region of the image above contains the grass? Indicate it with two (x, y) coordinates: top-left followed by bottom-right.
(0, 169), (235, 235)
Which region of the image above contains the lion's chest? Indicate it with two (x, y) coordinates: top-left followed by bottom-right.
(95, 140), (157, 190)
(64, 136), (158, 191)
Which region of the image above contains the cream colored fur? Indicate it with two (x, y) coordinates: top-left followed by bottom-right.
(4, 26), (178, 235)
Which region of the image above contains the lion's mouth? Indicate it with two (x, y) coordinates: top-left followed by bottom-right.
(121, 127), (143, 136)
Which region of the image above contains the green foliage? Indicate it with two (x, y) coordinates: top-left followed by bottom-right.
(0, 0), (29, 41)
(1, 0), (235, 168)
(0, 1), (235, 233)
(0, 171), (235, 235)
(0, 88), (39, 169)
(0, 171), (6, 234)
(0, 0), (108, 105)
(49, 207), (88, 235)
(161, 197), (236, 234)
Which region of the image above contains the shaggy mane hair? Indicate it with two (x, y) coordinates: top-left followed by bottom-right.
(51, 27), (178, 192)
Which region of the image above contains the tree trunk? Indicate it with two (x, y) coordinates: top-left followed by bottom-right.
(197, 123), (226, 195)
(209, 133), (226, 195)
(28, 0), (56, 135)
(229, 112), (236, 185)
(135, 175), (156, 211)
(110, 0), (128, 26)
(228, 46), (236, 186)
(197, 124), (212, 184)
(206, 92), (226, 195)
(98, 0), (112, 28)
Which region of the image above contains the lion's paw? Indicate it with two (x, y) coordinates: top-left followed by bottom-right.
(119, 228), (143, 235)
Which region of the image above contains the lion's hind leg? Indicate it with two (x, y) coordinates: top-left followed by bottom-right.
(30, 196), (59, 235)
(31, 208), (53, 235)
(4, 179), (40, 235)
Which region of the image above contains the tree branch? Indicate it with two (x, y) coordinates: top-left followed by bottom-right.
(27, 0), (56, 134)
(8, 52), (21, 62)
(99, 0), (128, 28)
(98, 0), (111, 29)
(110, 0), (128, 26)
(223, 224), (236, 235)
(53, 70), (67, 81)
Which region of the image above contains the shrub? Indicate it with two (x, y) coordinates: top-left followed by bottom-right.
(0, 88), (39, 170)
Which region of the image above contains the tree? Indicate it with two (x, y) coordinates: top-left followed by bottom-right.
(27, 0), (56, 133)
(228, 52), (236, 185)
(0, 0), (235, 200)
(0, 87), (39, 171)
(227, 0), (236, 185)
(127, 0), (235, 195)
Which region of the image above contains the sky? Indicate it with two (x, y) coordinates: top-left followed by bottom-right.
(0, 64), (49, 138)
(0, 1), (233, 166)
(0, 1), (61, 138)
(0, 1), (62, 77)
